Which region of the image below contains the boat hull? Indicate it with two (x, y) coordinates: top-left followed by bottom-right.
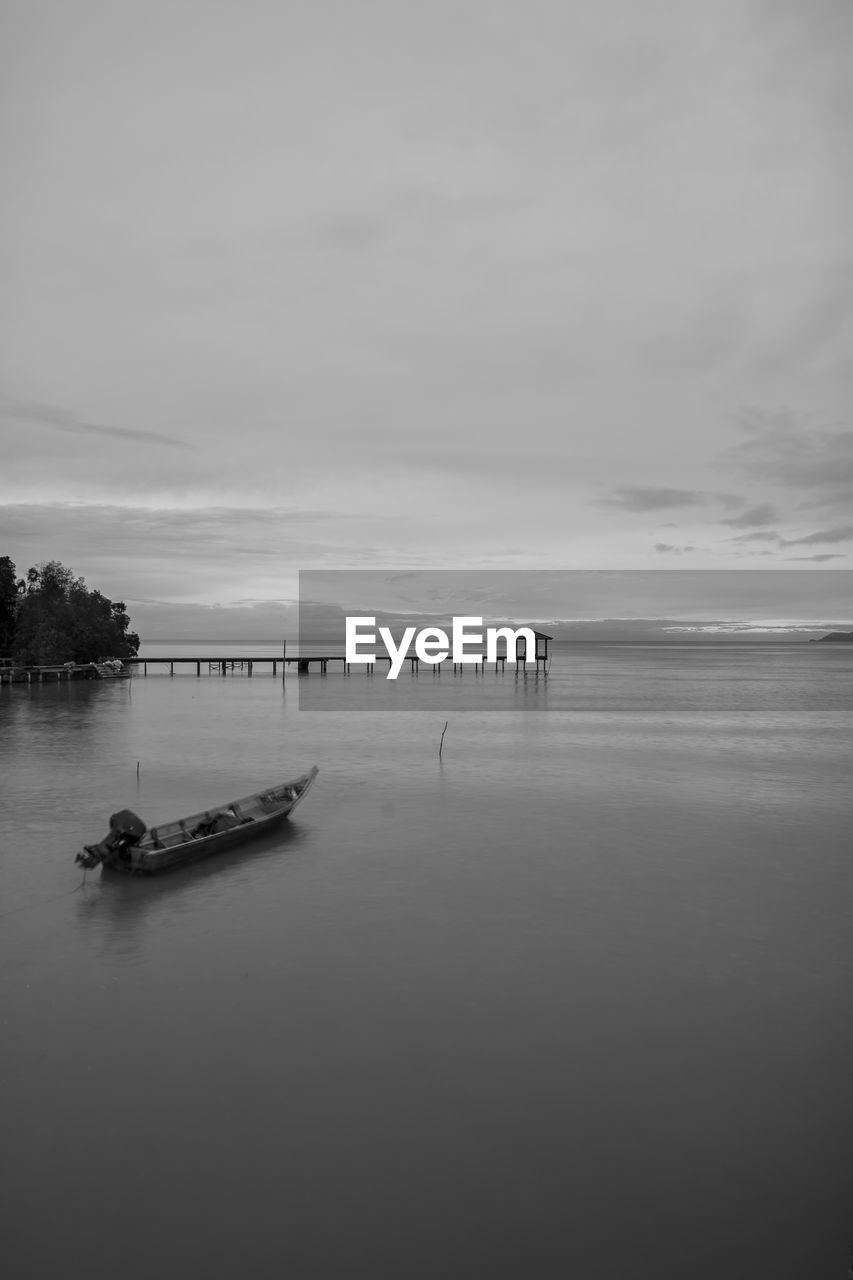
(77, 767), (319, 875)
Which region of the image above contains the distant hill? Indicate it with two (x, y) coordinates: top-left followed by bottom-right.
(812, 631), (853, 642)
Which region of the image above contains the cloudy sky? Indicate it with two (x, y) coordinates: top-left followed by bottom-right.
(1, 0), (851, 636)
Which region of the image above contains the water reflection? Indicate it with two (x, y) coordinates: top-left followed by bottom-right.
(296, 667), (556, 712)
(73, 821), (310, 962)
(0, 678), (115, 733)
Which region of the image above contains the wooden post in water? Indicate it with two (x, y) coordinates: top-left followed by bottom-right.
(282, 638), (286, 685)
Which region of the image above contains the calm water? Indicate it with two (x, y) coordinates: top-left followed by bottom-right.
(2, 645), (852, 1278)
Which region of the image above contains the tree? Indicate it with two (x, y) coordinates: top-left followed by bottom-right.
(0, 555), (19, 654)
(9, 560), (140, 665)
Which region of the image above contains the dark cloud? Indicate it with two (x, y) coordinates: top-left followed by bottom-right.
(727, 410), (853, 505)
(654, 543), (696, 554)
(780, 524), (853, 547)
(602, 487), (741, 512)
(3, 400), (190, 449)
(720, 503), (778, 528)
(728, 530), (780, 543)
(786, 553), (847, 562)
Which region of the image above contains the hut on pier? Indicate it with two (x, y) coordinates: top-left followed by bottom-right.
(517, 626), (552, 671)
(486, 625), (552, 671)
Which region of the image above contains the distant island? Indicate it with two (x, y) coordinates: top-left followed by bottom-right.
(811, 632), (853, 642)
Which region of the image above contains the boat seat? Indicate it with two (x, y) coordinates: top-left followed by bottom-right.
(229, 802), (254, 826)
(150, 828), (164, 850)
(179, 820), (194, 842)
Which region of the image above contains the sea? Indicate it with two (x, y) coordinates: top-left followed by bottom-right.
(2, 642), (851, 1279)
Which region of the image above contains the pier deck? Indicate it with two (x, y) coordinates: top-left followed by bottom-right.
(1, 662), (106, 685)
(125, 654), (546, 676)
(2, 654), (548, 684)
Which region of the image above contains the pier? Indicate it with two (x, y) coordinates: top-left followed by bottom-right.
(1, 662), (109, 685)
(127, 656), (287, 677)
(0, 654), (549, 683)
(1, 631), (552, 683)
(122, 653), (543, 676)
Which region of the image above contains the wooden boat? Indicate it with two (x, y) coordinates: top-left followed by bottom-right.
(75, 766), (319, 875)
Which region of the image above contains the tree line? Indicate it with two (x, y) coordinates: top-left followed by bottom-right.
(0, 557), (140, 666)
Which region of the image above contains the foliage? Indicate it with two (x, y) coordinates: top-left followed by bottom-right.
(1, 558), (140, 665)
(0, 555), (18, 653)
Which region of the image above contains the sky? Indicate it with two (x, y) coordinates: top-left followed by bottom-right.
(1, 0), (851, 638)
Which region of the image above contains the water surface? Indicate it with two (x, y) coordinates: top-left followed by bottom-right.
(2, 645), (851, 1278)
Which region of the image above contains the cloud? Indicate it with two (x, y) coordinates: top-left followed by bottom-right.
(2, 2), (850, 584)
(297, 568), (853, 630)
(720, 503), (778, 528)
(754, 261), (853, 374)
(727, 410), (853, 508)
(310, 211), (389, 253)
(654, 543), (696, 554)
(129, 599), (300, 643)
(780, 524), (853, 547)
(786, 553), (847, 562)
(601, 487), (741, 512)
(0, 502), (395, 605)
(58, 566), (853, 639)
(2, 400), (190, 449)
(728, 530), (780, 543)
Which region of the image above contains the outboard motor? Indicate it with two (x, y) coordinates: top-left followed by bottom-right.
(76, 809), (146, 868)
